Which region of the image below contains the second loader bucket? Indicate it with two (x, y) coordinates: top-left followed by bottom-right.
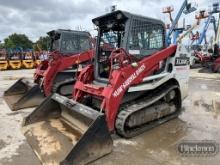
(0, 61), (8, 70)
(22, 60), (35, 69)
(3, 78), (45, 111)
(22, 94), (113, 165)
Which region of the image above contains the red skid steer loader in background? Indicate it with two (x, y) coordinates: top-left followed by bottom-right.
(22, 11), (190, 164)
(3, 29), (94, 111)
(212, 44), (220, 72)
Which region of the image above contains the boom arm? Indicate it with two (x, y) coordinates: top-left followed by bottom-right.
(167, 0), (187, 37)
(215, 14), (220, 44)
(177, 23), (198, 43)
(212, 16), (217, 37)
(198, 15), (215, 44)
(166, 0), (196, 45)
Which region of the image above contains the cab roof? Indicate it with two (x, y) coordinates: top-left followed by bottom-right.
(92, 10), (164, 27)
(47, 29), (90, 37)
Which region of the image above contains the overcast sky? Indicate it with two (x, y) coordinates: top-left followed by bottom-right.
(0, 0), (218, 42)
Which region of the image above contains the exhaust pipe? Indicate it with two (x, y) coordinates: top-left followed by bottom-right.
(22, 94), (113, 165)
(3, 78), (45, 111)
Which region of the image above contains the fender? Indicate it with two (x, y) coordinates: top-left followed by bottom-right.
(43, 49), (94, 96)
(213, 56), (220, 72)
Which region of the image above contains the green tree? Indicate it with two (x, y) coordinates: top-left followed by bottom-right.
(34, 36), (50, 51)
(4, 33), (33, 50)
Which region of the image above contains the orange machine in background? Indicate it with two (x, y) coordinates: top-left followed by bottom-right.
(8, 51), (22, 69)
(0, 49), (8, 70)
(34, 51), (42, 67)
(22, 51), (35, 69)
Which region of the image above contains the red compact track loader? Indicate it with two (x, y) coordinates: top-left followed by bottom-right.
(22, 11), (190, 164)
(212, 44), (220, 72)
(4, 29), (94, 111)
(213, 56), (220, 72)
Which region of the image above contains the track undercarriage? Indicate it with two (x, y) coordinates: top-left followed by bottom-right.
(115, 82), (181, 138)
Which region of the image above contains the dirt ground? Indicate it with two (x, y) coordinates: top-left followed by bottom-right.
(0, 68), (220, 165)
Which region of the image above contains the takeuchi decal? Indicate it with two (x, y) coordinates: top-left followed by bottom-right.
(113, 64), (146, 97)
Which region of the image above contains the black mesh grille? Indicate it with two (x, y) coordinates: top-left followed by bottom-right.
(129, 19), (164, 56)
(60, 33), (91, 54)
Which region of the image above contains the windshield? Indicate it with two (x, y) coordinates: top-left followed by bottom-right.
(128, 20), (164, 56)
(60, 33), (91, 54)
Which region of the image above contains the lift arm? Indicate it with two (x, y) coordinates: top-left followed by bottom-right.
(197, 15), (213, 44)
(215, 14), (220, 44)
(211, 16), (217, 36)
(177, 23), (198, 43)
(167, 0), (187, 37)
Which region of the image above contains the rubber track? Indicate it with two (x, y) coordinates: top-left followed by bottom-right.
(115, 83), (180, 138)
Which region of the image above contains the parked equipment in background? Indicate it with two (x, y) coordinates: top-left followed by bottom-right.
(33, 51), (42, 67)
(211, 3), (220, 72)
(22, 50), (35, 69)
(3, 29), (94, 111)
(0, 49), (8, 70)
(190, 3), (220, 68)
(22, 10), (190, 165)
(216, 13), (220, 46)
(190, 10), (209, 45)
(34, 44), (48, 67)
(163, 0), (197, 45)
(8, 49), (22, 69)
(212, 44), (220, 72)
(177, 11), (207, 67)
(196, 9), (218, 45)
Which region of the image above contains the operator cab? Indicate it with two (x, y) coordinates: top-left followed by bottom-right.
(92, 10), (165, 82)
(47, 29), (92, 55)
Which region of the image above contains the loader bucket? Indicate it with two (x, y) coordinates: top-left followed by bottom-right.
(3, 78), (45, 111)
(22, 93), (113, 165)
(0, 61), (8, 70)
(22, 60), (35, 69)
(9, 60), (22, 69)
